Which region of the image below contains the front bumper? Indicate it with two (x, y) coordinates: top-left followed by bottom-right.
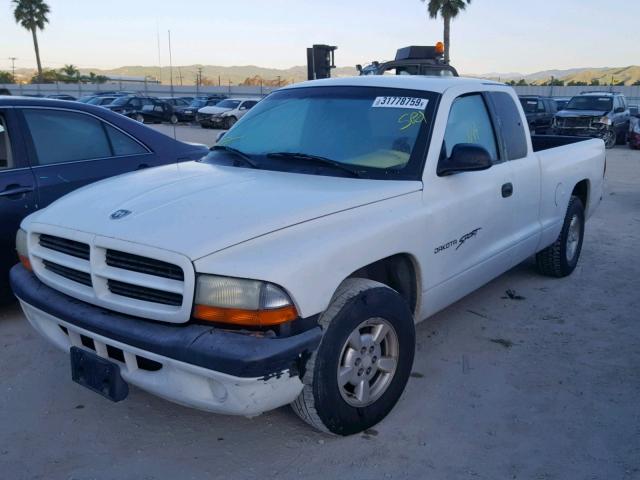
(552, 126), (608, 138)
(10, 265), (322, 415)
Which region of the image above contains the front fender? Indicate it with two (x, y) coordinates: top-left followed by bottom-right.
(193, 191), (424, 318)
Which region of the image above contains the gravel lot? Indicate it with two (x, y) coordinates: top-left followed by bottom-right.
(1, 133), (639, 480)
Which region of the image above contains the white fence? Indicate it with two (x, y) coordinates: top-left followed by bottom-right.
(513, 85), (640, 103)
(0, 81), (278, 99)
(2, 82), (639, 103)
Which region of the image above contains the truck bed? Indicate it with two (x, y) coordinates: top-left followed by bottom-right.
(531, 135), (595, 152)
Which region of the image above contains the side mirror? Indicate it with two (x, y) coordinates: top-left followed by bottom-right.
(216, 131), (226, 143)
(615, 107), (625, 113)
(437, 144), (493, 177)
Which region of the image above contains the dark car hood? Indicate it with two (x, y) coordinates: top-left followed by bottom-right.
(556, 109), (608, 118)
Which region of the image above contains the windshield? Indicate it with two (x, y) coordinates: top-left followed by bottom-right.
(216, 99), (241, 109)
(189, 99), (206, 108)
(566, 96), (613, 111)
(201, 86), (438, 180)
(111, 96), (132, 106)
(519, 98), (539, 113)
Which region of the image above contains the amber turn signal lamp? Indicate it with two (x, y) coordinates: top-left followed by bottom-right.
(19, 254), (32, 272)
(193, 304), (298, 328)
(435, 42), (445, 54)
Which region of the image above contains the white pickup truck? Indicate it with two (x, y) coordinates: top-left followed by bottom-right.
(11, 76), (605, 435)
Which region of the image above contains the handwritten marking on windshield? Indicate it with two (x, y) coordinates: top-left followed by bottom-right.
(398, 111), (426, 131)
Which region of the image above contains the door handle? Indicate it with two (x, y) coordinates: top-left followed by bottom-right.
(501, 183), (513, 198)
(0, 185), (34, 198)
(137, 163), (149, 170)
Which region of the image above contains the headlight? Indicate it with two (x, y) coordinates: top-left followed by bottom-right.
(16, 229), (32, 271)
(595, 116), (612, 126)
(193, 275), (297, 327)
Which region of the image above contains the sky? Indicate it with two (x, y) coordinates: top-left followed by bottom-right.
(1, 0), (639, 75)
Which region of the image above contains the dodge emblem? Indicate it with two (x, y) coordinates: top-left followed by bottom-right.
(110, 209), (132, 220)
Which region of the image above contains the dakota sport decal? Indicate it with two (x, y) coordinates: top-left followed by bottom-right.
(434, 228), (482, 254)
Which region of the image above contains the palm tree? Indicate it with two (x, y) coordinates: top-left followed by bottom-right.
(12, 0), (50, 83)
(421, 0), (472, 64)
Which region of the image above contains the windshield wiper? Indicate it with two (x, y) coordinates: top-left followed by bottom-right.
(266, 152), (362, 178)
(211, 145), (259, 169)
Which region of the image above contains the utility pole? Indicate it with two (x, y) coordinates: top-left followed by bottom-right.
(276, 75), (281, 87)
(156, 20), (162, 84)
(177, 66), (183, 86)
(9, 57), (17, 83)
(168, 30), (174, 97)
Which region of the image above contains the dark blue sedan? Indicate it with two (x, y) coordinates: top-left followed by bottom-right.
(0, 96), (209, 301)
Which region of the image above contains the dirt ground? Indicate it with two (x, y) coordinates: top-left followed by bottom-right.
(1, 137), (638, 480)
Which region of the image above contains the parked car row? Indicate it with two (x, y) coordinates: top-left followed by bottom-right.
(519, 91), (634, 149)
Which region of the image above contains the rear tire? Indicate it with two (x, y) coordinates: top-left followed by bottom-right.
(170, 114), (178, 125)
(536, 195), (585, 278)
(291, 278), (415, 435)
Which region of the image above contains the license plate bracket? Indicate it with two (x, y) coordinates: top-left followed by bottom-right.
(70, 346), (129, 402)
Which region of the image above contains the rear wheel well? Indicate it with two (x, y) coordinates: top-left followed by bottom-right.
(348, 254), (419, 315)
(572, 180), (589, 210)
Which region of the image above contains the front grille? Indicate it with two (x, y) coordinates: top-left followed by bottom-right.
(560, 117), (592, 128)
(32, 230), (192, 321)
(106, 250), (184, 281)
(108, 279), (183, 306)
(39, 234), (90, 260)
(43, 260), (92, 286)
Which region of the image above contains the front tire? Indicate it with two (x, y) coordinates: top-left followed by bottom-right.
(291, 278), (415, 435)
(224, 116), (237, 130)
(134, 113), (145, 123)
(169, 114), (178, 125)
(536, 195), (585, 277)
(603, 128), (617, 149)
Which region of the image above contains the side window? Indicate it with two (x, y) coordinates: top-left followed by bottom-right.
(23, 109), (112, 165)
(488, 92), (528, 160)
(130, 98), (141, 109)
(442, 94), (498, 161)
(243, 101), (258, 110)
(537, 100), (546, 112)
(0, 112), (13, 170)
(105, 124), (148, 156)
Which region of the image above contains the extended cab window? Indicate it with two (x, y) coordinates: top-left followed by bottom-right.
(489, 92), (528, 160)
(0, 113), (13, 170)
(442, 94), (498, 162)
(23, 109), (112, 165)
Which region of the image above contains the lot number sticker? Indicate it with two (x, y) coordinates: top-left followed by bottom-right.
(372, 96), (428, 109)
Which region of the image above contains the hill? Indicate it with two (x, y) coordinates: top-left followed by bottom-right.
(477, 66), (640, 85)
(12, 64), (358, 86)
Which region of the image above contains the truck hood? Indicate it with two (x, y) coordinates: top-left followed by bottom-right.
(27, 162), (421, 260)
(556, 109), (608, 118)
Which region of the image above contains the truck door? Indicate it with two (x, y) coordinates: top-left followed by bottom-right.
(421, 93), (517, 315)
(488, 91), (541, 260)
(0, 108), (37, 294)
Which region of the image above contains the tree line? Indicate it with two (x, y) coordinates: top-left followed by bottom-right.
(506, 78), (640, 87)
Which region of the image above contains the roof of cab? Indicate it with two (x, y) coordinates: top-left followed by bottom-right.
(282, 75), (505, 94)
